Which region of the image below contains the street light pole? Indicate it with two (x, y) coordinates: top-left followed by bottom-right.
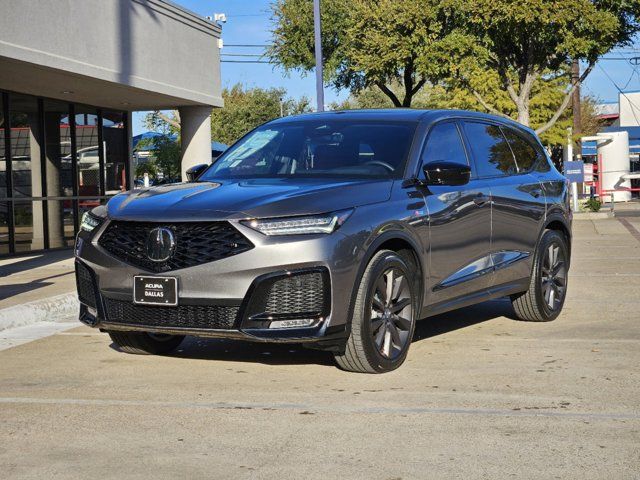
(313, 0), (324, 112)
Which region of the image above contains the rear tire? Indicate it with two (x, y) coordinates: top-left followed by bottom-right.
(108, 331), (184, 355)
(334, 250), (417, 373)
(511, 230), (569, 322)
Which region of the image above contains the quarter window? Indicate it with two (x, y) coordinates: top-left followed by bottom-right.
(502, 127), (538, 173)
(463, 122), (518, 177)
(421, 122), (468, 167)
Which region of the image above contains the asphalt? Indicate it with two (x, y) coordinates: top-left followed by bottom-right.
(1, 216), (639, 479)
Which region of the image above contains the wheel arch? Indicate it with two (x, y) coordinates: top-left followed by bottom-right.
(345, 231), (426, 334)
(542, 213), (572, 264)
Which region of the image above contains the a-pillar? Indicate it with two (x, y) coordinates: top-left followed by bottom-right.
(178, 106), (211, 180)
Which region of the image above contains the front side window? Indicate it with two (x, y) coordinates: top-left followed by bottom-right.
(463, 122), (518, 177)
(421, 122), (469, 167)
(199, 120), (417, 181)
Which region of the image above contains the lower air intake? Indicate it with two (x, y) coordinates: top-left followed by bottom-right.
(104, 298), (240, 330)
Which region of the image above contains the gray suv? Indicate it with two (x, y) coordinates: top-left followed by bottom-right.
(75, 110), (571, 373)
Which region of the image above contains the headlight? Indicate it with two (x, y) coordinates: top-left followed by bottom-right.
(242, 209), (353, 236)
(80, 211), (103, 232)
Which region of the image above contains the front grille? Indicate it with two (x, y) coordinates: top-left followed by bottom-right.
(264, 272), (326, 315)
(104, 298), (239, 330)
(98, 221), (253, 272)
(76, 262), (97, 308)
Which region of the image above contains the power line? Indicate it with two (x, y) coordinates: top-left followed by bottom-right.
(221, 60), (272, 64)
(600, 57), (640, 61)
(225, 13), (268, 17)
(220, 53), (264, 57)
(597, 63), (640, 125)
(223, 44), (270, 48)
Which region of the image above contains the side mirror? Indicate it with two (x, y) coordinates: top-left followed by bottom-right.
(185, 163), (209, 182)
(423, 161), (471, 186)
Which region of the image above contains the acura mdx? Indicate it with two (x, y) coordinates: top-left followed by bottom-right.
(75, 110), (571, 373)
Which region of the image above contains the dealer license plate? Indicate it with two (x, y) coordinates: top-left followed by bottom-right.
(133, 276), (178, 306)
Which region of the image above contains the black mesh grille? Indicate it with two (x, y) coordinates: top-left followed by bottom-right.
(104, 298), (239, 330)
(76, 262), (97, 308)
(264, 272), (326, 315)
(98, 221), (253, 272)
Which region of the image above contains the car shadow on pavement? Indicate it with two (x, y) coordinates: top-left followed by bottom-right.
(157, 337), (336, 366)
(112, 298), (515, 367)
(413, 298), (515, 343)
(0, 250), (73, 277)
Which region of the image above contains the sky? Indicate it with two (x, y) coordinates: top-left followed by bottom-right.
(133, 0), (640, 135)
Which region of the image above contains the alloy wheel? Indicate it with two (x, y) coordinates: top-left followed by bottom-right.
(370, 267), (414, 360)
(541, 242), (567, 311)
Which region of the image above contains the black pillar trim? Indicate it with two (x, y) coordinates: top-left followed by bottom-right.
(122, 110), (131, 191)
(37, 97), (49, 249)
(97, 109), (105, 197)
(69, 103), (80, 235)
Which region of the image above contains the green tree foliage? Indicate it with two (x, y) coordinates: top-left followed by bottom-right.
(145, 85), (312, 149)
(134, 160), (158, 179)
(449, 0), (639, 133)
(332, 71), (573, 145)
(269, 0), (456, 107)
(270, 0), (639, 137)
(211, 84), (312, 145)
(135, 135), (181, 180)
(151, 136), (181, 180)
(579, 95), (606, 138)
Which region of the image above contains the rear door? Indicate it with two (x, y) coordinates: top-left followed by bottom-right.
(422, 121), (493, 306)
(462, 121), (546, 288)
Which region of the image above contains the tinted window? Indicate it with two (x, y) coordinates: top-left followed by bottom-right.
(502, 127), (538, 172)
(199, 120), (417, 180)
(421, 122), (468, 166)
(463, 122), (518, 177)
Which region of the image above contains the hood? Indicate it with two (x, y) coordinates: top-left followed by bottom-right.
(106, 178), (393, 221)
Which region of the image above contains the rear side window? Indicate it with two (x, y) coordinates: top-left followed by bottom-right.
(421, 122), (468, 167)
(463, 122), (518, 177)
(502, 127), (538, 172)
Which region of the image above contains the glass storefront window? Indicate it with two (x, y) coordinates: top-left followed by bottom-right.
(12, 201), (45, 252)
(43, 99), (73, 198)
(103, 111), (127, 194)
(9, 94), (41, 199)
(0, 90), (127, 256)
(47, 199), (76, 248)
(0, 94), (6, 200)
(0, 202), (8, 255)
(75, 106), (101, 196)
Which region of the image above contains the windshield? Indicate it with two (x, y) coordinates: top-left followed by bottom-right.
(198, 120), (417, 181)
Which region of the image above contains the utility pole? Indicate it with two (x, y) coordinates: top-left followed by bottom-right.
(313, 0), (324, 112)
(571, 59), (581, 159)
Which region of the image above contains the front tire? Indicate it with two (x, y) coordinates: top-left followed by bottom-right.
(334, 250), (417, 373)
(511, 230), (569, 322)
(108, 331), (185, 355)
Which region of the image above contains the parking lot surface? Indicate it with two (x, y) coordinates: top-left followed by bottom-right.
(1, 217), (639, 479)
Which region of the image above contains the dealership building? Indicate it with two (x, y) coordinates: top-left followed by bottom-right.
(0, 0), (222, 256)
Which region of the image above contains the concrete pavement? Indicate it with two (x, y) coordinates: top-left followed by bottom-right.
(0, 250), (78, 348)
(0, 250), (75, 310)
(0, 217), (639, 479)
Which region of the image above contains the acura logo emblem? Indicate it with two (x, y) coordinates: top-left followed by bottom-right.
(146, 227), (176, 262)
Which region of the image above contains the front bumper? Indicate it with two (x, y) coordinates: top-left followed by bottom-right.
(74, 219), (359, 348)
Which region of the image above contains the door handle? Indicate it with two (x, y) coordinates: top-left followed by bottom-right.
(473, 194), (490, 207)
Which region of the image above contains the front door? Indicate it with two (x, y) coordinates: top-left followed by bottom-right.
(421, 121), (493, 306)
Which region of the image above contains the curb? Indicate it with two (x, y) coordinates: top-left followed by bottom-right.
(573, 211), (614, 220)
(0, 293), (79, 332)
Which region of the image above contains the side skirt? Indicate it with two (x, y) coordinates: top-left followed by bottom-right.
(420, 278), (529, 319)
